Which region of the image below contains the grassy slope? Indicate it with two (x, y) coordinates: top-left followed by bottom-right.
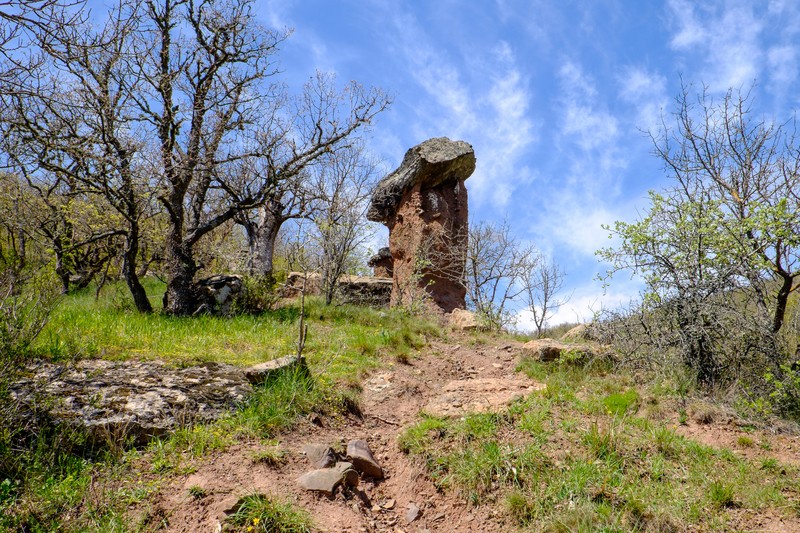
(5, 281), (800, 531)
(399, 356), (800, 532)
(3, 281), (439, 532)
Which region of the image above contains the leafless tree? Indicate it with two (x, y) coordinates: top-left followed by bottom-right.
(0, 0), (155, 311)
(462, 220), (538, 330)
(1, 0), (389, 315)
(308, 141), (379, 305)
(522, 254), (568, 337)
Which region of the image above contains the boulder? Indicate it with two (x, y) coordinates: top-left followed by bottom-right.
(192, 274), (243, 315)
(367, 138), (475, 313)
(449, 308), (480, 330)
(560, 323), (600, 342)
(284, 272), (323, 297)
(283, 272), (392, 306)
(522, 338), (597, 363)
(297, 462), (359, 496)
(302, 443), (339, 469)
(346, 439), (384, 479)
(335, 275), (393, 306)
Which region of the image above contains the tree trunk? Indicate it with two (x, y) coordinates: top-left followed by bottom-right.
(163, 235), (198, 316)
(245, 205), (282, 280)
(773, 273), (794, 334)
(122, 222), (152, 313)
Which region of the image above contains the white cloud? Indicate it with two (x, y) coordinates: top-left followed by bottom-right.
(386, 12), (536, 209)
(768, 45), (798, 87)
(558, 62), (619, 152)
(668, 0), (707, 49)
(618, 67), (669, 133)
(667, 0), (764, 91)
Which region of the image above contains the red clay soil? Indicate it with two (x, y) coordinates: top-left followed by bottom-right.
(137, 334), (800, 532)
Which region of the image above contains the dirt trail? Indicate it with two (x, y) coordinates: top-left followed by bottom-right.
(144, 333), (800, 532)
(148, 335), (523, 532)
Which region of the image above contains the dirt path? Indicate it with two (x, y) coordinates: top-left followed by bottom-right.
(147, 336), (524, 532)
(142, 333), (800, 532)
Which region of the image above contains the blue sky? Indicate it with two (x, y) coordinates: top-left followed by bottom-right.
(253, 1), (800, 326)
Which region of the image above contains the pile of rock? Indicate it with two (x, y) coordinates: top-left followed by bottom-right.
(297, 440), (384, 496)
(283, 272), (392, 306)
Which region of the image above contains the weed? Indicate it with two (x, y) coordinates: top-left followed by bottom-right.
(708, 480), (737, 508)
(651, 425), (681, 458)
(225, 493), (313, 532)
(760, 457), (780, 472)
(583, 421), (621, 460)
(188, 485), (207, 499)
(249, 444), (286, 466)
(506, 490), (535, 524)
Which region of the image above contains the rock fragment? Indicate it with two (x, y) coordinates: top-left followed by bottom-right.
(347, 439), (384, 479)
(302, 443), (338, 469)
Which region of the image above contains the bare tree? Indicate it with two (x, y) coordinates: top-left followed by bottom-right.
(522, 254), (568, 337)
(233, 72), (388, 285)
(309, 141), (378, 305)
(462, 220), (538, 330)
(1, 0), (389, 315)
(0, 0), (155, 311)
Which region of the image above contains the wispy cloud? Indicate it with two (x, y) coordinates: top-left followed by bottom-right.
(667, 0), (764, 91)
(618, 67), (669, 133)
(383, 10), (536, 208)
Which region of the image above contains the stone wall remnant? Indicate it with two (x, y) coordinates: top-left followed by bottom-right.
(367, 137), (475, 313)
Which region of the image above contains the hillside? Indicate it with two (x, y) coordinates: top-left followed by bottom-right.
(4, 293), (800, 532)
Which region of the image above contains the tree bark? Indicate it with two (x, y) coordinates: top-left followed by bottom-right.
(245, 204), (283, 280)
(123, 220), (152, 313)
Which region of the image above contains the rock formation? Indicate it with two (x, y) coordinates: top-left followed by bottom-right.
(367, 137), (475, 313)
(367, 247), (393, 278)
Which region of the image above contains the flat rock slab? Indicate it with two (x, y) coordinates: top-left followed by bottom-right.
(424, 377), (546, 417)
(244, 355), (307, 385)
(11, 360), (253, 446)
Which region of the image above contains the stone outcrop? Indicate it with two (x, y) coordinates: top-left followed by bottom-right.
(367, 137), (475, 313)
(522, 338), (599, 363)
(367, 247), (393, 278)
(244, 355), (307, 385)
(192, 274), (243, 315)
(10, 358), (289, 446)
(283, 272), (392, 306)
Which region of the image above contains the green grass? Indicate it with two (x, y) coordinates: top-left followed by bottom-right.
(225, 493), (314, 533)
(6, 279), (440, 531)
(35, 279), (437, 371)
(399, 355), (800, 531)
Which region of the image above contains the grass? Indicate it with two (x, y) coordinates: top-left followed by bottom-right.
(399, 354), (800, 531)
(225, 493), (313, 533)
(5, 279), (440, 531)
